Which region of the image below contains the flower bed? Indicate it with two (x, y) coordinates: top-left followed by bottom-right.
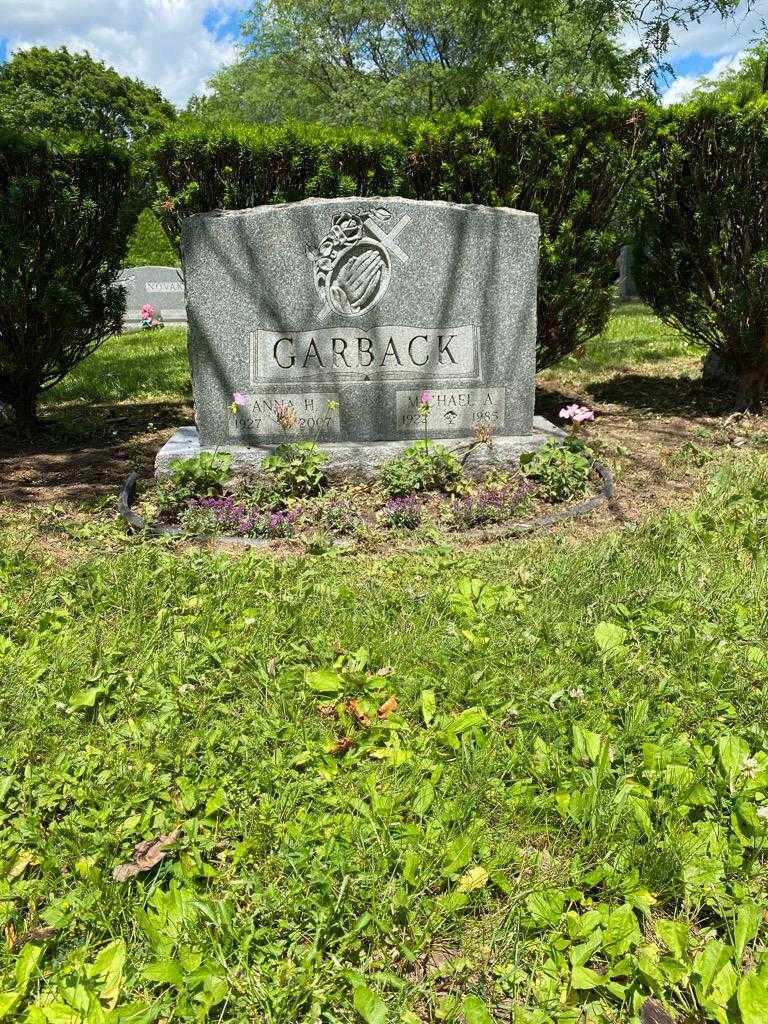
(125, 406), (613, 550)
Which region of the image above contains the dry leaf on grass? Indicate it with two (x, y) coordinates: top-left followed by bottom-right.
(12, 927), (58, 951)
(331, 737), (354, 755)
(640, 1000), (674, 1024)
(457, 866), (489, 892)
(377, 695), (399, 719)
(112, 828), (182, 882)
(345, 699), (372, 728)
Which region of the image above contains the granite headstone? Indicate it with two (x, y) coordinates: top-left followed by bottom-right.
(157, 196), (560, 477)
(117, 265), (187, 329)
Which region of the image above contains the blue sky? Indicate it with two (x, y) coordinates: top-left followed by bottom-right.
(0, 1), (762, 108)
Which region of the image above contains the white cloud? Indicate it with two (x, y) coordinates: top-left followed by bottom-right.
(663, 4), (764, 60)
(0, 0), (242, 107)
(660, 50), (747, 105)
(619, 3), (764, 60)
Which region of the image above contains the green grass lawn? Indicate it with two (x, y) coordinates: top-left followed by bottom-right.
(44, 327), (191, 407)
(3, 308), (768, 1024)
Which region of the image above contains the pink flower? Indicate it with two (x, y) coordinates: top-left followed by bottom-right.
(140, 304), (154, 320)
(232, 392), (246, 407)
(419, 390), (433, 406)
(559, 404), (594, 423)
(573, 408), (595, 423)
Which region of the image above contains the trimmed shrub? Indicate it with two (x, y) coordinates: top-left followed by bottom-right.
(635, 99), (768, 408)
(150, 102), (649, 369)
(401, 102), (650, 369)
(124, 207), (179, 268)
(0, 130), (135, 432)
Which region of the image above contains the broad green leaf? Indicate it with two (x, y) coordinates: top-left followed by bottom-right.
(571, 965), (602, 990)
(603, 904), (642, 957)
(462, 994), (494, 1024)
(693, 940), (733, 996)
(420, 689), (436, 726)
(305, 669), (344, 696)
(15, 942), (43, 990)
(109, 1002), (158, 1024)
(0, 776), (14, 805)
(412, 781), (434, 817)
(738, 972), (768, 1024)
(572, 724), (605, 766)
(68, 686), (104, 709)
(40, 1002), (80, 1024)
(142, 960), (184, 988)
(444, 707), (485, 736)
(353, 984), (387, 1024)
(526, 889), (565, 927)
(569, 928), (603, 968)
(656, 919), (690, 962)
(594, 621), (627, 657)
(441, 834), (473, 876)
(0, 992), (22, 1021)
(89, 939), (126, 1009)
(735, 902), (762, 960)
(717, 735), (749, 782)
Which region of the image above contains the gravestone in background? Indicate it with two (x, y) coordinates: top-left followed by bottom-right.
(617, 245), (639, 303)
(156, 197), (560, 478)
(117, 266), (186, 329)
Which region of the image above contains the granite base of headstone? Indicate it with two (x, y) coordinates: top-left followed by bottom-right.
(117, 266), (187, 330)
(156, 196), (561, 479)
(702, 350), (737, 386)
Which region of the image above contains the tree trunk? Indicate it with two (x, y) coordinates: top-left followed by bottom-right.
(762, 48), (768, 95)
(9, 388), (40, 437)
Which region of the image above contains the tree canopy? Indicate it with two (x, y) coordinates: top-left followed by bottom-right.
(0, 47), (176, 140)
(691, 37), (768, 103)
(189, 0), (751, 126)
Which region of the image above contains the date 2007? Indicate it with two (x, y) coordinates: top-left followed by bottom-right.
(235, 414), (334, 432)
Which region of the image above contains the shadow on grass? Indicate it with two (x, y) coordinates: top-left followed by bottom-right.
(0, 401), (191, 505)
(586, 374), (735, 419)
(536, 367), (736, 423)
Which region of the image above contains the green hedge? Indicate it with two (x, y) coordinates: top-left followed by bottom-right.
(124, 207), (179, 268)
(150, 102), (650, 370)
(0, 130), (135, 431)
(635, 98), (768, 407)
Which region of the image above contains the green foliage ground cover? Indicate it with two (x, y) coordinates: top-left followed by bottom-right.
(2, 449), (768, 1022)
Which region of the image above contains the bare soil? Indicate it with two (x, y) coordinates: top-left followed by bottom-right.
(1, 355), (766, 550)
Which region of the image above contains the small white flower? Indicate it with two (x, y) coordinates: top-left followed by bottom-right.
(757, 806), (768, 822)
(569, 687), (585, 701)
(742, 756), (759, 779)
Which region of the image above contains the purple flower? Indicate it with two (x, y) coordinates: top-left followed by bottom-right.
(232, 391), (246, 407)
(182, 496), (301, 538)
(450, 481), (532, 529)
(381, 494), (422, 530)
(419, 390), (433, 406)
